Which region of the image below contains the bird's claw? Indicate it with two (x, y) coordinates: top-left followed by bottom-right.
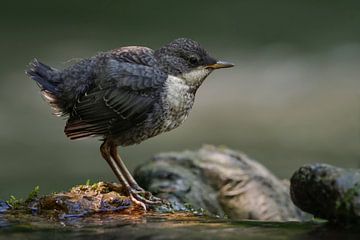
(127, 188), (163, 210)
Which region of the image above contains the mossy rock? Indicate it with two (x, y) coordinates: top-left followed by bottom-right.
(290, 163), (360, 224)
(2, 182), (147, 219)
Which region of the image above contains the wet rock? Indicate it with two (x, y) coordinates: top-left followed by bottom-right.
(134, 145), (307, 221)
(31, 182), (136, 218)
(0, 200), (10, 213)
(290, 163), (360, 223)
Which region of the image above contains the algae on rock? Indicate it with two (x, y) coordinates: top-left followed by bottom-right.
(290, 163), (360, 223)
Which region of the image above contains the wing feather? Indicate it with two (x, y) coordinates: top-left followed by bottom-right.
(64, 60), (167, 140)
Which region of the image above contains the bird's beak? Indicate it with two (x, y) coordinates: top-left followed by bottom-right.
(206, 60), (234, 69)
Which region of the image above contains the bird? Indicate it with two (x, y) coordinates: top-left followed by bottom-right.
(26, 38), (234, 210)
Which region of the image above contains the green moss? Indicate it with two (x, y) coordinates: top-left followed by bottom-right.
(85, 179), (91, 186)
(5, 186), (40, 210)
(25, 186), (40, 203)
(182, 203), (208, 216)
(6, 195), (22, 209)
(335, 182), (360, 215)
(343, 183), (359, 209)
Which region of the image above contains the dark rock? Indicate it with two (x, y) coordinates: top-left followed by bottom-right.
(290, 163), (360, 223)
(134, 145), (308, 221)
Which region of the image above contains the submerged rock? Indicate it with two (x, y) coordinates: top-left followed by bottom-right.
(134, 145), (307, 221)
(290, 164), (360, 223)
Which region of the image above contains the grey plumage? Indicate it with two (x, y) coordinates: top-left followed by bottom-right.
(26, 38), (233, 208)
(27, 38), (230, 146)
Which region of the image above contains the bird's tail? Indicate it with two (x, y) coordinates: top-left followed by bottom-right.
(26, 59), (65, 116)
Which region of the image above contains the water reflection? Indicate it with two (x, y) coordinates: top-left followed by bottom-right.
(1, 212), (359, 240)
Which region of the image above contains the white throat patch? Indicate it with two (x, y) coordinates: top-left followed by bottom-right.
(181, 67), (212, 85)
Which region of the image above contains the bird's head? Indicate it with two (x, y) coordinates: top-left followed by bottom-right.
(155, 38), (234, 87)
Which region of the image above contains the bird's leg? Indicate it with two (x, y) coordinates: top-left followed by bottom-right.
(100, 141), (147, 210)
(109, 145), (162, 205)
(110, 148), (144, 192)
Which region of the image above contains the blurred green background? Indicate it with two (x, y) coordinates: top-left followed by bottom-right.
(1, 0), (360, 199)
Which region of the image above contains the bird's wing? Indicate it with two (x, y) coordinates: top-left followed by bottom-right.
(64, 61), (167, 140)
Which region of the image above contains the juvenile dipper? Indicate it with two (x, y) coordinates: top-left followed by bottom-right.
(26, 38), (234, 209)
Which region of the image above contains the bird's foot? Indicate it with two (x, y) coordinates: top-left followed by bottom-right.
(127, 188), (163, 211)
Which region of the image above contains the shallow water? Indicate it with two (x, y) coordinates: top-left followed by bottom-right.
(0, 212), (359, 240)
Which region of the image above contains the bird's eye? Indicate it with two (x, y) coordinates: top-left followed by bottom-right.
(189, 55), (199, 65)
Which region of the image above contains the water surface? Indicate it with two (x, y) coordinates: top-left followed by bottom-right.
(2, 212), (358, 240)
